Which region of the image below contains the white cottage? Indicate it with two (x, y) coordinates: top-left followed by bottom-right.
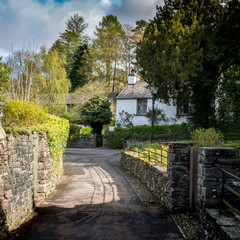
(115, 70), (188, 127)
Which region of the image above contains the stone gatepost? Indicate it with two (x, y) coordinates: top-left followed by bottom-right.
(168, 142), (194, 213)
(197, 147), (240, 239)
(197, 147), (240, 209)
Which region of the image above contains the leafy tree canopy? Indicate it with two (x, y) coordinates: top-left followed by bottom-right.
(80, 96), (112, 135)
(137, 0), (224, 128)
(0, 57), (11, 102)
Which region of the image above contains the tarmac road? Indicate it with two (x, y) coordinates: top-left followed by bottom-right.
(10, 148), (182, 240)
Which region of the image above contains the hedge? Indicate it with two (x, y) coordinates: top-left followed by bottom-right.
(104, 123), (190, 149)
(2, 100), (70, 175)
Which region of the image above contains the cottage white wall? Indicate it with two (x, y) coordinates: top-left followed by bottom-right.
(116, 98), (187, 127)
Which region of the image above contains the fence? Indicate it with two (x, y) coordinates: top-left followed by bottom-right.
(220, 168), (240, 216)
(125, 141), (169, 167)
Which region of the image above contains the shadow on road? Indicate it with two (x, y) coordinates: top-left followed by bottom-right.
(9, 148), (182, 240)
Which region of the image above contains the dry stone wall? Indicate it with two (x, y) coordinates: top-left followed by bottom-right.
(120, 143), (193, 213)
(67, 136), (95, 148)
(0, 126), (62, 232)
(197, 147), (240, 240)
(0, 134), (35, 231)
(36, 133), (60, 205)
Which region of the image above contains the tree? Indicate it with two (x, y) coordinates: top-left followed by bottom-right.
(59, 13), (88, 57)
(137, 0), (224, 128)
(217, 65), (240, 133)
(120, 24), (139, 82)
(80, 96), (112, 135)
(8, 42), (38, 101)
(215, 0), (240, 134)
(69, 44), (91, 91)
(34, 47), (71, 114)
(92, 15), (123, 92)
(52, 14), (89, 91)
(217, 0), (240, 70)
(0, 57), (11, 102)
(73, 80), (108, 108)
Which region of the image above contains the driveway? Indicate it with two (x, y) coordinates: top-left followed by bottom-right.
(10, 148), (182, 240)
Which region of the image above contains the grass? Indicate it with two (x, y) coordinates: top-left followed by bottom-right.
(127, 143), (169, 166)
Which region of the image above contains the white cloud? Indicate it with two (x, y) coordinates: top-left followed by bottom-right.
(101, 0), (112, 7)
(109, 0), (164, 25)
(0, 0), (164, 58)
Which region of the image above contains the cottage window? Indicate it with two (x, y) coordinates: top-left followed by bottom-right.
(137, 99), (147, 115)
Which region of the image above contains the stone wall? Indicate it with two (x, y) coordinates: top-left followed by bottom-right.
(67, 136), (95, 148)
(121, 152), (171, 207)
(0, 134), (35, 231)
(120, 142), (193, 213)
(168, 143), (193, 212)
(35, 133), (60, 205)
(197, 147), (240, 240)
(0, 127), (62, 232)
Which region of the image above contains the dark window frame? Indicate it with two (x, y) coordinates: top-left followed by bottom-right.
(136, 99), (148, 115)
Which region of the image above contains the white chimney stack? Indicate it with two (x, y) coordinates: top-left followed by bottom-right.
(128, 69), (139, 85)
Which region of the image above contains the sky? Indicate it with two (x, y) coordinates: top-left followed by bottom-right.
(0, 0), (164, 58)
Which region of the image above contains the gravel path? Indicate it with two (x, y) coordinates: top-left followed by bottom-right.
(9, 148), (183, 240)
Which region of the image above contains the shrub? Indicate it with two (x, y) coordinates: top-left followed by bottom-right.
(104, 123), (190, 149)
(191, 128), (223, 147)
(220, 141), (240, 150)
(80, 127), (92, 137)
(59, 112), (78, 124)
(40, 114), (69, 175)
(80, 96), (112, 135)
(106, 132), (124, 149)
(69, 124), (81, 140)
(2, 100), (46, 129)
(2, 100), (69, 175)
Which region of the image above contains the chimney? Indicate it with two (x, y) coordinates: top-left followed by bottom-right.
(128, 69), (139, 85)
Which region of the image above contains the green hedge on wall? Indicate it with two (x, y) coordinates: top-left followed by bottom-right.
(2, 100), (70, 175)
(104, 123), (190, 149)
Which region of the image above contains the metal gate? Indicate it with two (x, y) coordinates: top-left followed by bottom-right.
(95, 135), (103, 147)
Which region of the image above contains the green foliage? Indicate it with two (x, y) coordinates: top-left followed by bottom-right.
(146, 108), (169, 125)
(35, 47), (71, 115)
(40, 114), (69, 175)
(2, 100), (46, 129)
(137, 0), (224, 128)
(105, 123), (189, 149)
(69, 44), (90, 91)
(81, 96), (112, 135)
(2, 100), (69, 175)
(59, 112), (78, 124)
(80, 127), (92, 137)
(220, 141), (240, 150)
(104, 131), (124, 149)
(191, 128), (223, 147)
(116, 110), (134, 128)
(92, 15), (124, 92)
(69, 124), (80, 139)
(217, 65), (240, 132)
(0, 57), (11, 102)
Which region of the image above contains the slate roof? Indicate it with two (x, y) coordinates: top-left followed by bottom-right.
(116, 81), (152, 99)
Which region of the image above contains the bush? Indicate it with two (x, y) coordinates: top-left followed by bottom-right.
(69, 124), (81, 140)
(191, 128), (223, 147)
(80, 127), (92, 137)
(2, 100), (69, 175)
(220, 141), (240, 150)
(40, 114), (69, 175)
(59, 112), (78, 124)
(104, 123), (190, 149)
(2, 100), (46, 129)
